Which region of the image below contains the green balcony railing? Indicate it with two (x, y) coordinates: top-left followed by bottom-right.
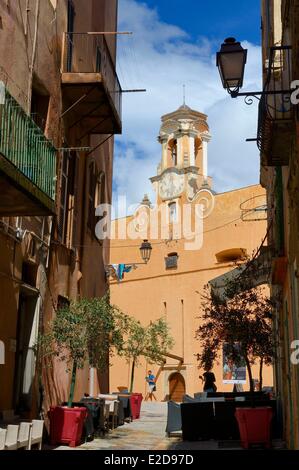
(0, 83), (56, 200)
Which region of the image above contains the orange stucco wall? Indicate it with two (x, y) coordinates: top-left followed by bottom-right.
(109, 184), (273, 400)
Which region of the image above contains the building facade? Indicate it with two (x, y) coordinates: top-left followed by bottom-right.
(0, 0), (120, 421)
(260, 0), (299, 449)
(109, 105), (272, 401)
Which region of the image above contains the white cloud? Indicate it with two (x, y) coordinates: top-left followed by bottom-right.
(113, 0), (262, 213)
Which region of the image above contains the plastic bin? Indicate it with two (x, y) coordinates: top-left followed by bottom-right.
(48, 406), (87, 447)
(235, 407), (273, 449)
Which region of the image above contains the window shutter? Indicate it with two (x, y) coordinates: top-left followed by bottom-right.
(87, 162), (96, 231)
(58, 153), (69, 242)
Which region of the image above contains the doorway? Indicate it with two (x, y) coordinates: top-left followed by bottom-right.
(13, 287), (39, 413)
(168, 372), (186, 402)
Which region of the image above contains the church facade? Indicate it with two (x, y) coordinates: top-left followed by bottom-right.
(109, 104), (272, 401)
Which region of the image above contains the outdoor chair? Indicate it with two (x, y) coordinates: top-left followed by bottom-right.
(109, 401), (119, 430)
(194, 392), (207, 400)
(17, 422), (31, 450)
(28, 420), (44, 450)
(104, 403), (111, 432)
(165, 401), (182, 436)
(182, 394), (196, 402)
(116, 394), (132, 422)
(80, 398), (106, 437)
(4, 424), (19, 450)
(0, 429), (6, 450)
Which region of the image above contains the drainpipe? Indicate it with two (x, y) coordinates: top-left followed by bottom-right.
(27, 0), (40, 114)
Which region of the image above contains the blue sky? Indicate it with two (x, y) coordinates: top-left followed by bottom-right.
(114, 0), (262, 215)
(144, 0), (261, 46)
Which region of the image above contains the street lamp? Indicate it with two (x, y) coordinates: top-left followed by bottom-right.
(140, 239), (152, 264)
(216, 38), (292, 101)
(216, 37), (247, 97)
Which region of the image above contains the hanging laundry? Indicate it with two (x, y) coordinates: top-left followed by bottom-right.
(117, 264), (133, 280)
(106, 264), (135, 281)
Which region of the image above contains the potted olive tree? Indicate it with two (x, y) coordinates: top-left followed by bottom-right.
(196, 260), (276, 448)
(41, 295), (124, 447)
(119, 317), (174, 418)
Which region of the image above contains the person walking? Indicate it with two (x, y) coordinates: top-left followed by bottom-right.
(145, 370), (157, 401)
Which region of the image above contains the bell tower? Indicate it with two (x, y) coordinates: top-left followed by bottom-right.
(151, 104), (212, 204)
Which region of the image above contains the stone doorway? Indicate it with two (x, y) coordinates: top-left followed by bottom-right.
(168, 372), (186, 402)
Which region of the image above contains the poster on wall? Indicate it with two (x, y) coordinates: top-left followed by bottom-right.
(222, 343), (246, 384)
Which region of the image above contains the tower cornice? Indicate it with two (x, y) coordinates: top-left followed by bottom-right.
(150, 166), (199, 183)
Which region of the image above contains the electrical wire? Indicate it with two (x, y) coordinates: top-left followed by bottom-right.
(50, 215), (245, 249)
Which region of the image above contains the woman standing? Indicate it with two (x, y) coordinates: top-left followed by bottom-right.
(199, 369), (217, 393)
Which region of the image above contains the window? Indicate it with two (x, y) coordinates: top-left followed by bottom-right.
(67, 0), (75, 72)
(57, 150), (78, 246)
(171, 140), (177, 166)
(31, 86), (50, 131)
(68, 151), (79, 248)
(96, 47), (102, 72)
(169, 202), (177, 223)
(165, 252), (178, 270)
(215, 248), (247, 263)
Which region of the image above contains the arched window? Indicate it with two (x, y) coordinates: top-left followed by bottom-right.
(169, 202), (177, 223)
(215, 248), (247, 263)
(169, 139), (177, 166)
(172, 140), (177, 166)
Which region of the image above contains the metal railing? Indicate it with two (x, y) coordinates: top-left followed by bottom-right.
(63, 32), (122, 120)
(257, 46), (293, 163)
(0, 83), (56, 200)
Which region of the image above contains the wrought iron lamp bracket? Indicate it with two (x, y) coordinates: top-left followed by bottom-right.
(229, 89), (292, 106)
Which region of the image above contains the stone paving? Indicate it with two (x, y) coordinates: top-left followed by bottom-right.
(54, 402), (285, 451)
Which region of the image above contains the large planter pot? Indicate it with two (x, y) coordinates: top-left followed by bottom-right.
(130, 393), (143, 420)
(48, 406), (87, 447)
(235, 407), (273, 449)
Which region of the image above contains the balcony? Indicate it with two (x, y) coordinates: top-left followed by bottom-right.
(0, 83), (56, 216)
(257, 46), (294, 166)
(61, 33), (122, 135)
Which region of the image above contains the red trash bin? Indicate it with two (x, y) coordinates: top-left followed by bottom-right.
(130, 393), (143, 420)
(48, 406), (87, 447)
(235, 407), (273, 449)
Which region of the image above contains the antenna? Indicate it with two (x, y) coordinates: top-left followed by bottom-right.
(183, 84), (186, 105)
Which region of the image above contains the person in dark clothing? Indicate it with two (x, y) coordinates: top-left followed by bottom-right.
(199, 369), (217, 392)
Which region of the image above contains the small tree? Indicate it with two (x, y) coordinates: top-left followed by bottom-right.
(120, 317), (174, 392)
(196, 270), (275, 392)
(40, 294), (125, 407)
